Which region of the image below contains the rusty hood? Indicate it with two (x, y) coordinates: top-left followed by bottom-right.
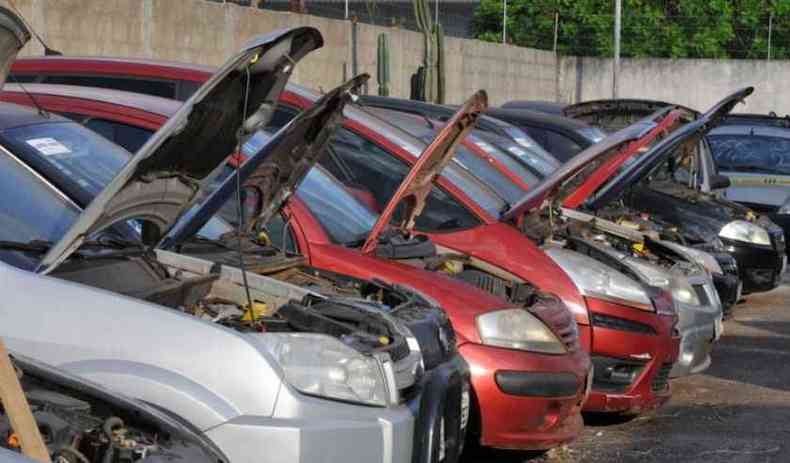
(361, 91), (488, 254)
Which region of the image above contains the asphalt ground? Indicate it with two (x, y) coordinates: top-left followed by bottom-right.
(463, 277), (790, 463)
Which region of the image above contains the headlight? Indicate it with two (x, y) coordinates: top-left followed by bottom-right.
(476, 308), (566, 354)
(546, 248), (653, 311)
(626, 258), (701, 306)
(261, 333), (392, 407)
(719, 220), (771, 246)
(660, 241), (723, 275)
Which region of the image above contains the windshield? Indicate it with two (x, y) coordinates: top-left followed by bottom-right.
(1, 121), (130, 197)
(423, 135), (525, 205)
(708, 134), (790, 176)
(0, 149), (81, 270)
(296, 167), (379, 245)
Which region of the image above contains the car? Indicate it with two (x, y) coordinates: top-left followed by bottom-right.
(586, 88), (787, 295)
(0, 84), (592, 451)
(4, 56), (683, 417)
(0, 25), (441, 463)
(539, 98), (742, 313)
(358, 104), (722, 379)
(1, 352), (226, 463)
(254, 88), (680, 416)
(483, 107), (606, 162)
(708, 113), (790, 251)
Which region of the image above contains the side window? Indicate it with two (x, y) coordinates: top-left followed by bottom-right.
(322, 127), (481, 231)
(544, 130), (582, 162)
(82, 119), (154, 153)
(40, 75), (177, 99)
(264, 212), (298, 253)
(265, 105), (301, 133)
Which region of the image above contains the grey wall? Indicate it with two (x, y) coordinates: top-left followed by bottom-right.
(3, 0), (785, 113)
(562, 56), (785, 114)
(3, 0), (558, 106)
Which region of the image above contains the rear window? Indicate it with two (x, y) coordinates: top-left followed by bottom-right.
(708, 134), (790, 176)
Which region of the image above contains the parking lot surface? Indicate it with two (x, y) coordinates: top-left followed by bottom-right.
(463, 278), (790, 463)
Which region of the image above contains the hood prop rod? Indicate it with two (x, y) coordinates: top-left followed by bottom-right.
(235, 65), (258, 328)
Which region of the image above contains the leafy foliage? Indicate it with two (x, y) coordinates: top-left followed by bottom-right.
(472, 0), (790, 59)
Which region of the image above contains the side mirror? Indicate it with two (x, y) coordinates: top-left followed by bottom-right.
(710, 174), (731, 190)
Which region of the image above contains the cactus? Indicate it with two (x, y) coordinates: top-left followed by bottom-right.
(377, 33), (390, 96)
(434, 23), (445, 104)
(412, 0), (445, 103)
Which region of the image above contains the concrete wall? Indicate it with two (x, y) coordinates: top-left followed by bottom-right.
(1, 0), (558, 106)
(562, 56), (786, 114)
(3, 0), (785, 112)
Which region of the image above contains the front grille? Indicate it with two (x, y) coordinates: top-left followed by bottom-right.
(651, 362), (673, 392)
(771, 229), (786, 252)
(388, 339), (412, 363)
(692, 284), (711, 306)
(591, 355), (646, 393)
(591, 313), (657, 335)
(530, 294), (580, 352)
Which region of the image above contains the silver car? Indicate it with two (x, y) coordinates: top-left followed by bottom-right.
(0, 19), (427, 463)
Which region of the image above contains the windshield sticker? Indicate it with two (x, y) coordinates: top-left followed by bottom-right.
(26, 137), (71, 156)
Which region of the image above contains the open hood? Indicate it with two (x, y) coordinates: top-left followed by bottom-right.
(501, 107), (680, 222)
(162, 74), (368, 248)
(563, 98), (699, 132)
(36, 27), (323, 273)
(0, 6), (29, 89)
(361, 91), (487, 255)
(588, 87), (754, 210)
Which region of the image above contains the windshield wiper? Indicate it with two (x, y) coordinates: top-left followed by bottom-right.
(0, 237), (149, 260)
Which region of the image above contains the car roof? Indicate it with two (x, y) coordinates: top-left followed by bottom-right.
(3, 83), (181, 117)
(12, 55), (215, 79)
(486, 106), (591, 131)
(501, 100), (566, 114)
(0, 100), (70, 130)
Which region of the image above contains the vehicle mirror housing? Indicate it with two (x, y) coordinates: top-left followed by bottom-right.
(710, 174), (731, 190)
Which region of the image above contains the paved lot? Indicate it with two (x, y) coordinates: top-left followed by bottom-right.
(464, 279), (790, 463)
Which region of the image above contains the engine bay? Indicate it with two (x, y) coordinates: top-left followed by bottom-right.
(49, 244), (417, 365)
(1, 358), (216, 463)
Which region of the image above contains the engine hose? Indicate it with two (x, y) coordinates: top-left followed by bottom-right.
(59, 445), (91, 463)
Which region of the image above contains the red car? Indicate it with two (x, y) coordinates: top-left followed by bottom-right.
(2, 82), (592, 452)
(8, 58), (679, 415)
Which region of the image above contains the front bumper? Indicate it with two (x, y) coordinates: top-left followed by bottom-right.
(711, 253), (741, 315)
(669, 280), (723, 378)
(724, 238), (786, 293)
(458, 342), (590, 451)
(409, 354), (470, 463)
(582, 297), (680, 415)
(206, 386), (415, 463)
